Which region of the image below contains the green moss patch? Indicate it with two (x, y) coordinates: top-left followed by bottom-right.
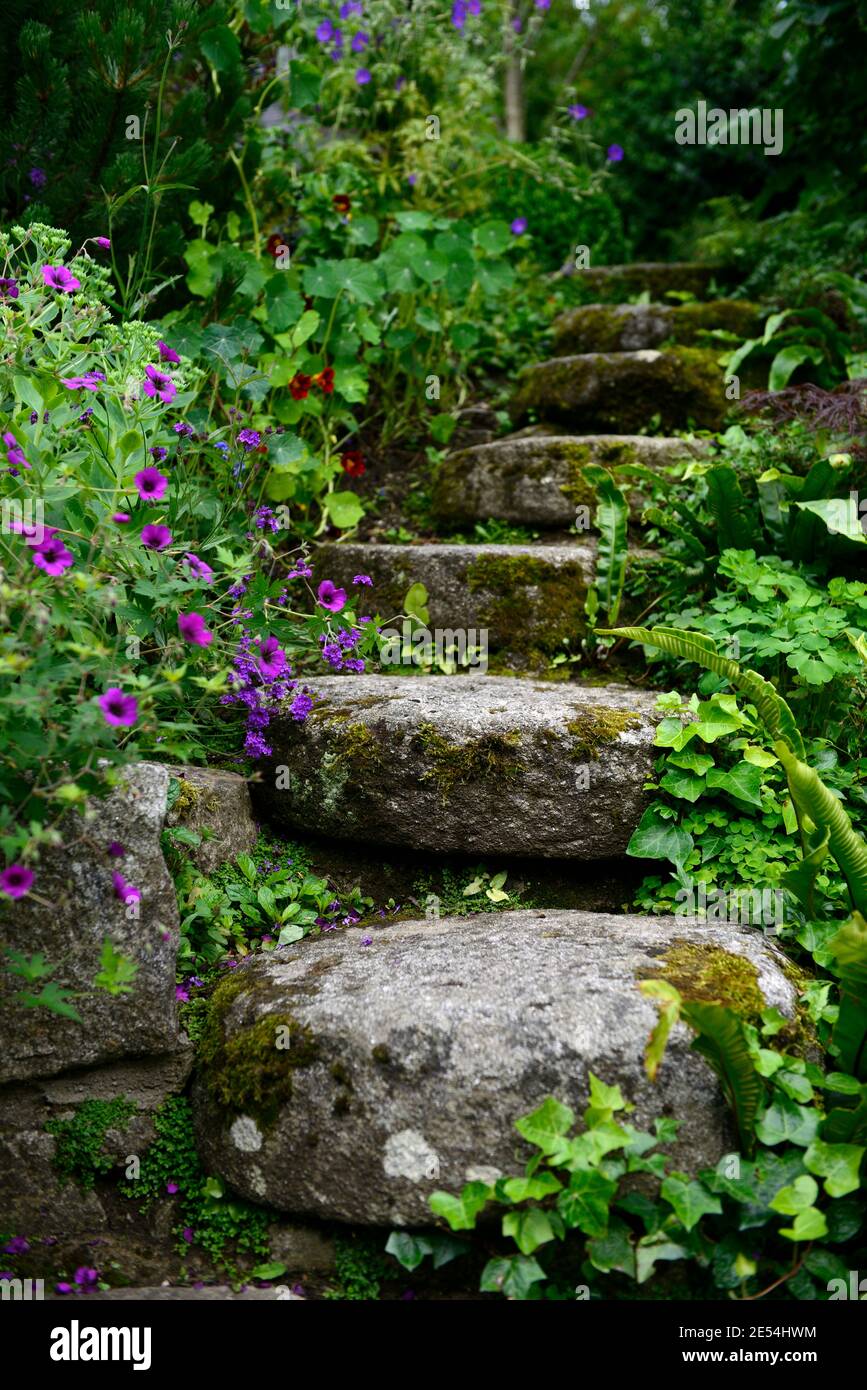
(47, 1097), (138, 1190)
(466, 552), (587, 669)
(642, 941), (766, 1016)
(416, 721), (524, 801)
(566, 707), (641, 761)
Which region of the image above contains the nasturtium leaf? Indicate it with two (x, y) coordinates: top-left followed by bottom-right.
(473, 220), (512, 255)
(324, 491), (364, 531)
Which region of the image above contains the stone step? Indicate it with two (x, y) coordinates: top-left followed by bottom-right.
(432, 433), (707, 527)
(553, 300), (763, 356)
(253, 675), (665, 857)
(509, 348), (725, 434)
(313, 541), (594, 671)
(566, 261), (725, 302)
(192, 909), (799, 1226)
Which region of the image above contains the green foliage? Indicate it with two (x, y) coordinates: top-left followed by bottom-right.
(324, 1234), (389, 1301)
(120, 1096), (270, 1268)
(47, 1097), (137, 1190)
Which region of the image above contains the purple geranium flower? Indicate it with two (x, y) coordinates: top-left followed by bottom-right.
(98, 687), (138, 728)
(0, 866), (33, 899)
(183, 552), (213, 582)
(351, 31), (369, 52)
(3, 431), (30, 469)
(95, 237), (111, 250)
(60, 371), (105, 391)
(511, 217), (528, 235)
(0, 278), (19, 298)
(142, 364), (176, 403)
(29, 168), (47, 188)
(355, 67), (371, 84)
(74, 1267), (99, 1289)
(452, 1), (467, 28)
(568, 104), (589, 121)
(340, 0), (362, 15)
(134, 467), (168, 501)
(178, 612), (213, 647)
(112, 512), (130, 524)
(166, 1181), (179, 1194)
(157, 340), (181, 364)
(317, 579), (347, 612)
(141, 523), (172, 551)
(256, 636), (287, 680)
(41, 265), (80, 293)
(316, 19), (334, 42)
(607, 144), (624, 162)
(32, 536), (74, 576)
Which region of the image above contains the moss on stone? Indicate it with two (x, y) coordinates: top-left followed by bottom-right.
(371, 1044), (392, 1065)
(416, 721), (524, 801)
(642, 941), (766, 1016)
(198, 973), (319, 1128)
(466, 552), (587, 669)
(566, 706), (641, 761)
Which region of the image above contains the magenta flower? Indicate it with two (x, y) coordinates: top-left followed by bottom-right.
(142, 364), (176, 403)
(140, 524), (172, 550)
(31, 536), (74, 575)
(256, 636), (287, 679)
(157, 340), (181, 364)
(55, 1283), (72, 1295)
(607, 144), (624, 162)
(0, 278), (19, 298)
(178, 612), (213, 646)
(183, 553), (214, 582)
(134, 467), (168, 501)
(175, 986), (189, 1004)
(41, 265), (81, 293)
(111, 512), (131, 524)
(0, 864), (34, 899)
(98, 687), (139, 728)
(166, 1181), (179, 1194)
(568, 104), (589, 120)
(3, 432), (30, 469)
(107, 841), (125, 857)
(355, 68), (371, 85)
(74, 1267), (99, 1289)
(317, 579), (347, 612)
(95, 237), (111, 250)
(60, 371), (105, 391)
(511, 217), (528, 235)
(112, 872), (141, 905)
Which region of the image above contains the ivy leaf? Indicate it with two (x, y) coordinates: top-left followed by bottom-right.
(768, 1174), (819, 1215)
(756, 1096), (820, 1148)
(515, 1097), (575, 1155)
(498, 1173), (562, 1203)
(429, 1182), (491, 1230)
(803, 1139), (865, 1197)
(778, 1207), (829, 1242)
(556, 1169), (618, 1236)
(659, 767), (706, 802)
(249, 1261), (287, 1281)
(660, 1174), (722, 1231)
(705, 761), (764, 809)
(385, 1232), (432, 1271)
(480, 1254), (545, 1300)
(627, 808), (693, 868)
(502, 1208), (559, 1255)
(635, 1232), (688, 1284)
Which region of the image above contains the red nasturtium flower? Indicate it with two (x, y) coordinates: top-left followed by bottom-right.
(289, 372), (312, 400)
(266, 232), (285, 257)
(332, 194), (351, 215)
(313, 367), (335, 394)
(341, 449), (365, 476)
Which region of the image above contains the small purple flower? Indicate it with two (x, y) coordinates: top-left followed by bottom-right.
(568, 104), (589, 121)
(452, 0), (467, 28)
(98, 688), (138, 728)
(407, 172), (418, 186)
(142, 364), (176, 403)
(178, 611), (213, 647)
(290, 692), (313, 721)
(140, 523), (172, 551)
(316, 19), (334, 42)
(29, 167), (47, 188)
(607, 144), (624, 162)
(237, 428), (261, 451)
(74, 1266), (99, 1289)
(111, 512), (131, 524)
(394, 75), (406, 92)
(95, 237), (111, 250)
(166, 1181), (179, 1194)
(173, 421), (194, 436)
(361, 935), (373, 946)
(3, 431), (30, 470)
(55, 1282), (72, 1295)
(157, 340), (181, 364)
(340, 0), (363, 15)
(134, 467), (168, 501)
(512, 15), (522, 30)
(355, 67), (371, 85)
(353, 574), (373, 586)
(0, 866), (33, 899)
(107, 841), (125, 857)
(351, 31), (369, 52)
(175, 985), (189, 1004)
(182, 1228), (194, 1244)
(112, 872), (141, 905)
(0, 278), (19, 298)
(317, 579), (347, 612)
(41, 265), (80, 293)
(535, 0), (550, 9)
(510, 217), (528, 235)
(184, 552), (214, 582)
(60, 371), (105, 391)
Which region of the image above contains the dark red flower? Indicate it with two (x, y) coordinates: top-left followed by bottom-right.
(313, 367), (335, 394)
(289, 372), (312, 401)
(332, 194), (351, 215)
(341, 449), (365, 477)
(266, 232), (286, 258)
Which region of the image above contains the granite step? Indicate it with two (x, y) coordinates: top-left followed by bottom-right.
(252, 675), (667, 858)
(432, 433), (707, 527)
(509, 348), (726, 434)
(565, 261), (725, 302)
(553, 299), (763, 355)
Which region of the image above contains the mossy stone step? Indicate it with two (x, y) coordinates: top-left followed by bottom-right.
(252, 675), (667, 858)
(192, 910), (799, 1226)
(553, 300), (763, 355)
(568, 261), (725, 302)
(509, 348), (725, 434)
(432, 433), (707, 527)
(313, 541), (595, 671)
